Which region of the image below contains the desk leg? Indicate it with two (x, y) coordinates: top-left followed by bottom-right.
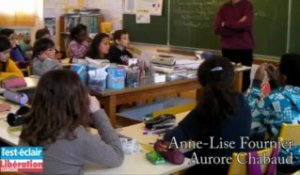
(234, 72), (243, 92)
(102, 96), (117, 128)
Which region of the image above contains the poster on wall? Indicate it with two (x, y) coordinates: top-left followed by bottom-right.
(123, 0), (163, 16)
(44, 18), (56, 39)
(136, 0), (163, 16)
(136, 10), (151, 24)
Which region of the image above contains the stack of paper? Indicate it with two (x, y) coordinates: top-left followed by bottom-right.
(175, 59), (204, 70)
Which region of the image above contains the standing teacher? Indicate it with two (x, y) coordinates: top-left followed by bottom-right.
(215, 0), (254, 92)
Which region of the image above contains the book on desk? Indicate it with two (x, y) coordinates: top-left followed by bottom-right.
(150, 55), (202, 79)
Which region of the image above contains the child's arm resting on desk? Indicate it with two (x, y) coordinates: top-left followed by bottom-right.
(81, 109), (124, 167)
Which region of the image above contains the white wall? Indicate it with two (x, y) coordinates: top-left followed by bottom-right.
(86, 0), (123, 31)
(33, 0), (45, 42)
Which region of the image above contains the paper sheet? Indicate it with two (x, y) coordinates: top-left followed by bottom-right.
(136, 10), (151, 24)
(136, 0), (163, 16)
(124, 0), (163, 16)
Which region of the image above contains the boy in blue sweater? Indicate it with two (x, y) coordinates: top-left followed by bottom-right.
(247, 53), (300, 169)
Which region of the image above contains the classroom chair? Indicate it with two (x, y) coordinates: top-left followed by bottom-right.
(227, 145), (279, 175)
(278, 123), (300, 146)
(152, 102), (196, 118)
(278, 124), (300, 174)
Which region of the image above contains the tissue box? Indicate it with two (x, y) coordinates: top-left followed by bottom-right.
(71, 64), (87, 84)
(88, 66), (107, 92)
(107, 66), (126, 90)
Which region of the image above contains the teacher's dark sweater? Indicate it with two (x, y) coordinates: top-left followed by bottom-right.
(164, 94), (252, 174)
(215, 0), (255, 50)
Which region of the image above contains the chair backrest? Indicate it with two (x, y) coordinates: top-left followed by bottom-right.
(152, 103), (196, 118)
(278, 123), (300, 146)
(228, 146), (278, 175)
(292, 170), (300, 175)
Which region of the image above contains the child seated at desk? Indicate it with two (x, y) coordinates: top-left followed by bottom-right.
(247, 53), (300, 170)
(0, 28), (26, 63)
(35, 28), (63, 60)
(19, 69), (124, 174)
(69, 24), (91, 61)
(85, 33), (110, 60)
(163, 56), (252, 174)
(32, 38), (61, 76)
(35, 28), (51, 40)
(0, 35), (24, 81)
(109, 30), (133, 65)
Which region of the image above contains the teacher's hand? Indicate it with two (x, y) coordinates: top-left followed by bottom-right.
(239, 16), (247, 23)
(222, 22), (226, 27)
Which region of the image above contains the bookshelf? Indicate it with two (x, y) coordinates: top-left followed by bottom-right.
(59, 13), (104, 53)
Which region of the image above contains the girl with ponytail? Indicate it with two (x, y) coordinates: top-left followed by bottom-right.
(164, 56), (252, 174)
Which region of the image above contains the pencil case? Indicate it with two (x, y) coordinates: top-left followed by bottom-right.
(146, 151), (166, 165)
(2, 78), (27, 89)
(154, 140), (185, 165)
(3, 90), (29, 105)
(144, 114), (176, 130)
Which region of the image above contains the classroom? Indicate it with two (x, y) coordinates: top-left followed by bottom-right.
(0, 0), (299, 174)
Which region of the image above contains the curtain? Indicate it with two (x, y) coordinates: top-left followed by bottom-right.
(0, 0), (40, 26)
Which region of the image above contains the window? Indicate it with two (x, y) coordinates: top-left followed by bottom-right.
(0, 0), (42, 26)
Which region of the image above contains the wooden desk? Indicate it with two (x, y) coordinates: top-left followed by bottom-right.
(0, 110), (192, 175)
(11, 76), (39, 91)
(6, 68), (250, 128)
(292, 170), (300, 175)
(117, 112), (188, 145)
(84, 152), (191, 175)
(0, 99), (21, 145)
(93, 67), (250, 127)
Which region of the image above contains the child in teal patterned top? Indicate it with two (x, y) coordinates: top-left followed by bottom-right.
(247, 53), (300, 167)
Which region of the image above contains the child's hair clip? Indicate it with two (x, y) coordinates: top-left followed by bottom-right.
(211, 66), (223, 72)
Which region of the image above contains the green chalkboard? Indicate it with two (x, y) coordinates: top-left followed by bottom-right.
(169, 0), (289, 57)
(123, 0), (294, 57)
(252, 0), (288, 57)
(169, 0), (223, 50)
(289, 0), (300, 53)
(123, 0), (169, 44)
